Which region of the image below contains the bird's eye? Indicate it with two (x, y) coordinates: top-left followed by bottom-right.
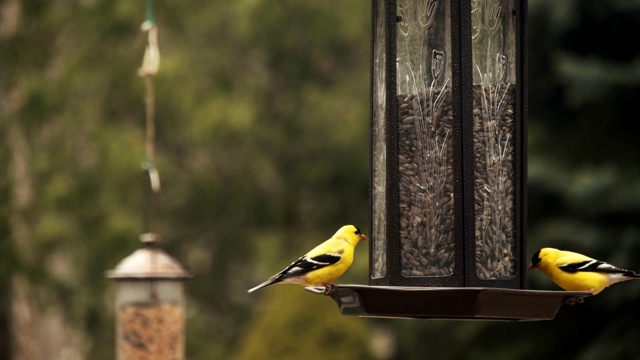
(354, 227), (362, 235)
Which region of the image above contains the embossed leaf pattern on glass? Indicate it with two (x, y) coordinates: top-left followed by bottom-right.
(397, 0), (455, 277)
(419, 0), (439, 28)
(471, 0), (517, 280)
(431, 50), (445, 79)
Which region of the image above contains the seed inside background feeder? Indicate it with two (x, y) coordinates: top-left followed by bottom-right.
(117, 302), (185, 360)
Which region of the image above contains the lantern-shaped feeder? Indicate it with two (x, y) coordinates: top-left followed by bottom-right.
(371, 0), (525, 288)
(312, 0), (590, 320)
(107, 233), (190, 359)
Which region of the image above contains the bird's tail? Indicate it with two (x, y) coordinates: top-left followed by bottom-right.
(621, 269), (640, 278)
(247, 278), (280, 293)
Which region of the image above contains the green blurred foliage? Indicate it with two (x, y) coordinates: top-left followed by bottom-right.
(1, 0), (640, 359)
(234, 286), (373, 360)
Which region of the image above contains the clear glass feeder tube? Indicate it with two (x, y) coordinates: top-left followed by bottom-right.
(396, 0), (455, 277)
(471, 0), (517, 280)
(372, 0), (387, 279)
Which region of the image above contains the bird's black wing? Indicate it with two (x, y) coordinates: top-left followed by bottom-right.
(273, 253), (343, 281)
(558, 260), (639, 277)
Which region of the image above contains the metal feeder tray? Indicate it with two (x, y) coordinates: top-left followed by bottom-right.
(306, 284), (590, 321)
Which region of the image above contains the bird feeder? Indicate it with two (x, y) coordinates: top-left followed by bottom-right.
(371, 0), (526, 288)
(107, 233), (190, 360)
(312, 0), (590, 320)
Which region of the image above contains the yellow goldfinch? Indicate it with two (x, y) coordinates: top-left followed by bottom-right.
(529, 247), (640, 295)
(247, 225), (366, 294)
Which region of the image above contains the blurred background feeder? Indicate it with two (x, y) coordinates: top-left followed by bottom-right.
(371, 0), (527, 288)
(104, 1), (193, 356)
(107, 233), (190, 360)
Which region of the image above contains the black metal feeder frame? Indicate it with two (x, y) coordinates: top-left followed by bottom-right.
(312, 0), (589, 320)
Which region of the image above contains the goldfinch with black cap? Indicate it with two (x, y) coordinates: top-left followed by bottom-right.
(529, 247), (640, 295)
(248, 225), (367, 294)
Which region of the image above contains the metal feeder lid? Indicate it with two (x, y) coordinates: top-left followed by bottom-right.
(106, 233), (191, 280)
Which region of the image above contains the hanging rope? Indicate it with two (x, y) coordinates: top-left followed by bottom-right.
(140, 0), (161, 234)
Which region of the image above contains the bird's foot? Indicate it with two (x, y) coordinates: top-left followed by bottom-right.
(322, 283), (336, 295)
(564, 296), (585, 306)
(303, 284), (337, 296)
(304, 286), (325, 295)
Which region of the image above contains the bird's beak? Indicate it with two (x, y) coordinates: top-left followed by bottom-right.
(528, 263), (536, 271)
(359, 234), (367, 241)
